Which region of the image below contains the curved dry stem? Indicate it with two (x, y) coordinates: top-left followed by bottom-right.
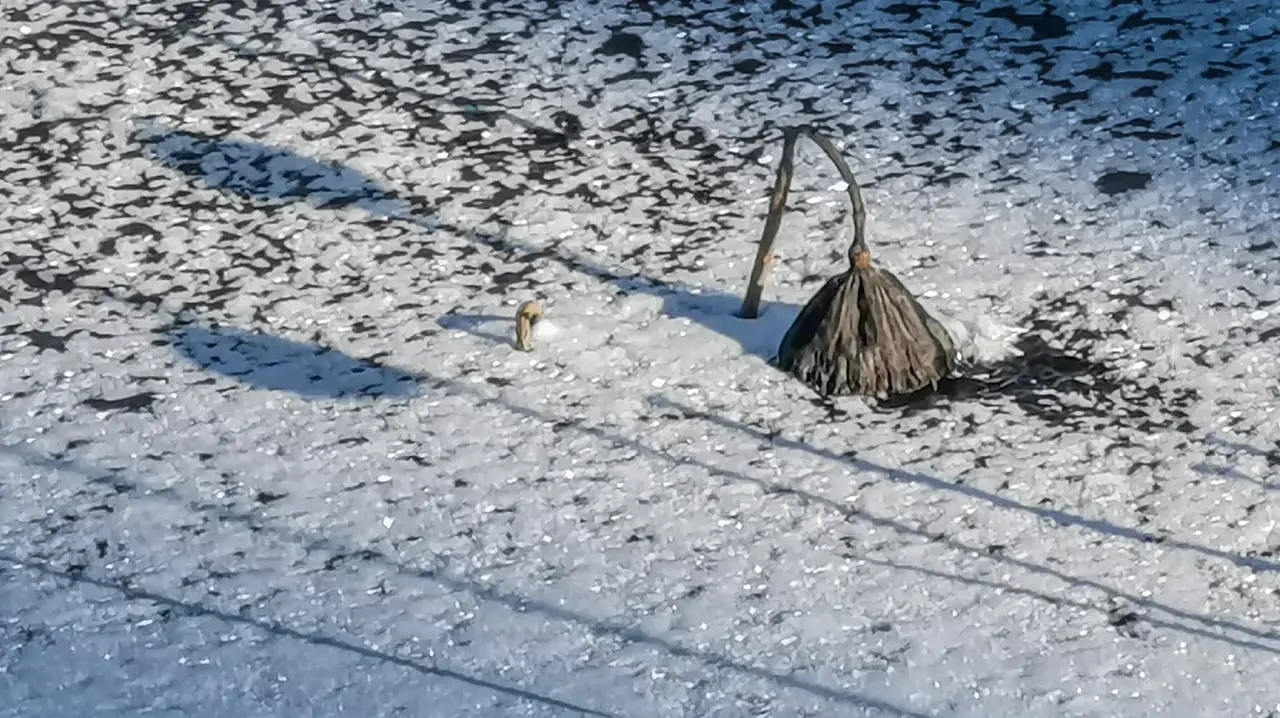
(740, 126), (871, 319)
(797, 130), (867, 259)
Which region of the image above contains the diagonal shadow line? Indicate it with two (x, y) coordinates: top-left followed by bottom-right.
(119, 121), (721, 302)
(1201, 435), (1280, 491)
(636, 398), (1280, 650)
(650, 391), (1280, 570)
(0, 555), (616, 718)
(5, 242), (1274, 662)
(1, 442), (941, 718)
(1192, 460), (1278, 492)
(3, 245), (1273, 663)
(1204, 436), (1280, 463)
(2, 447), (931, 711)
(399, 375), (1280, 652)
(647, 396), (1280, 574)
(5, 366), (1278, 688)
(852, 555), (1225, 647)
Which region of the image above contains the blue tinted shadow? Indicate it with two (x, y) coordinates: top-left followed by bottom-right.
(169, 323), (421, 400)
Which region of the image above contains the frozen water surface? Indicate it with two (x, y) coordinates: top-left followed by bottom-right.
(2, 0), (1279, 716)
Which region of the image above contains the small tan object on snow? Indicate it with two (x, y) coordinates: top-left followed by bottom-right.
(514, 300), (544, 351)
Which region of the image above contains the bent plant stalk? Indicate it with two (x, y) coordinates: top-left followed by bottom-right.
(741, 127), (957, 397)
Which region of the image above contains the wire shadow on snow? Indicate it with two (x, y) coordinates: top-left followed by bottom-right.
(169, 323), (421, 400)
(650, 394), (1280, 575)
(626, 398), (1279, 652)
(0, 555), (613, 718)
(1204, 436), (1280, 466)
(7, 444), (937, 718)
(10, 371), (1279, 714)
(137, 125), (799, 360)
(1194, 435), (1280, 491)
(1192, 460), (1277, 491)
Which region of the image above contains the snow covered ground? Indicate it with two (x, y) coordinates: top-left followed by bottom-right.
(2, 0), (1280, 715)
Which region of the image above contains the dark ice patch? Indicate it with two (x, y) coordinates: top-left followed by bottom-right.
(13, 266), (89, 295)
(1107, 118), (1180, 141)
(985, 7), (1070, 41)
(1095, 170), (1152, 195)
(83, 392), (159, 413)
(1119, 12), (1181, 31)
(1107, 604), (1149, 639)
(1202, 61), (1251, 80)
(883, 3), (923, 23)
(22, 328), (81, 353)
(116, 221), (162, 240)
(597, 31), (645, 60)
(1082, 61), (1172, 83)
(551, 110), (583, 140)
(255, 490), (288, 504)
(440, 33), (513, 62)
